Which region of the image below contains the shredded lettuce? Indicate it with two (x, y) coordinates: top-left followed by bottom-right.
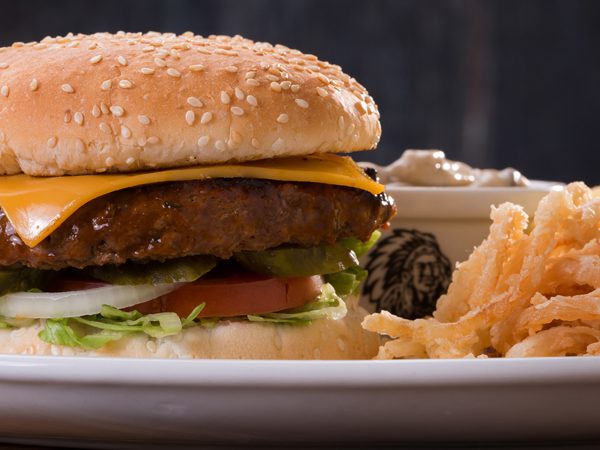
(39, 319), (125, 350)
(38, 303), (207, 350)
(0, 316), (36, 330)
(247, 283), (347, 325)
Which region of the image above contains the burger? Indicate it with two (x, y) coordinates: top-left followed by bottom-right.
(0, 32), (395, 359)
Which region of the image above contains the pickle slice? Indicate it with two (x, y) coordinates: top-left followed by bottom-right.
(88, 256), (217, 285)
(235, 244), (359, 277)
(0, 268), (49, 296)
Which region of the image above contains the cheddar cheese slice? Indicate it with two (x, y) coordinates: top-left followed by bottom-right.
(0, 154), (383, 248)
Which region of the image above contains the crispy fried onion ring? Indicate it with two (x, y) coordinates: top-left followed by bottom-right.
(363, 183), (600, 358)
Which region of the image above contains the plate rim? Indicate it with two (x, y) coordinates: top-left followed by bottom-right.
(0, 355), (599, 388)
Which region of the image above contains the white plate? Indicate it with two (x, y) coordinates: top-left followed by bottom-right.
(0, 356), (598, 447)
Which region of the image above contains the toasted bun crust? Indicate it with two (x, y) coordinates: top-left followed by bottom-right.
(0, 32), (380, 176)
(0, 299), (379, 359)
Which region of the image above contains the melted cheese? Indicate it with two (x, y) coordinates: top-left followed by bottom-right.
(0, 154), (383, 248)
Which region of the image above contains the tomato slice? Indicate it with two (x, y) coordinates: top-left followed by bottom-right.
(46, 274), (323, 318)
(135, 274), (323, 317)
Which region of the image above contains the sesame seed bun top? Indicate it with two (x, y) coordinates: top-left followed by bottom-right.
(0, 32), (381, 176)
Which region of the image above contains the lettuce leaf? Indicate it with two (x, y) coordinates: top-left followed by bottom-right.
(247, 283), (347, 325)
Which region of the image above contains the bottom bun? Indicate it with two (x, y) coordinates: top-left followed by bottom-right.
(0, 297), (379, 359)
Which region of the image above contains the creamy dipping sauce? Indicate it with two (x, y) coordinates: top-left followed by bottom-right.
(361, 150), (530, 187)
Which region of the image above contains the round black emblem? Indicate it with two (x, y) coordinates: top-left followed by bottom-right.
(363, 229), (452, 319)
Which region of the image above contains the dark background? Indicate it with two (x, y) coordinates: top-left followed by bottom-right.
(1, 0), (598, 185)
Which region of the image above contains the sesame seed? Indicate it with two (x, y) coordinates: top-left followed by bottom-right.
(110, 105), (124, 117)
(89, 54), (103, 64)
(270, 82), (281, 92)
(280, 81), (291, 90)
(147, 136), (160, 144)
(125, 157), (135, 165)
(117, 55), (128, 66)
(246, 78), (260, 87)
(100, 79), (112, 91)
(272, 137), (285, 151)
(246, 95), (257, 107)
(61, 84), (74, 93)
(225, 65), (238, 73)
(63, 112), (71, 123)
(316, 87), (328, 97)
(29, 79), (38, 91)
(138, 115), (150, 125)
(121, 125), (132, 139)
(230, 106), (244, 116)
(317, 73), (330, 84)
(220, 91), (231, 104)
(215, 140), (226, 151)
(142, 46), (154, 52)
(295, 98), (309, 109)
(187, 96), (203, 107)
(0, 63), (8, 69)
(234, 87), (245, 100)
(189, 64), (205, 72)
(197, 135), (210, 147)
(119, 79), (133, 89)
(277, 113), (289, 124)
(166, 68), (181, 78)
(185, 110), (196, 125)
(140, 67), (155, 75)
(74, 112), (84, 126)
(200, 111), (213, 124)
(47, 137), (57, 148)
(154, 57), (167, 67)
(100, 102), (109, 115)
(355, 101), (367, 115)
(266, 74), (279, 82)
(105, 156), (115, 166)
(92, 105), (101, 118)
(99, 122), (112, 134)
(291, 84), (300, 93)
(245, 71), (256, 79)
(251, 138), (260, 148)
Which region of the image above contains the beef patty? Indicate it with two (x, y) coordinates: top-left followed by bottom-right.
(0, 179), (396, 270)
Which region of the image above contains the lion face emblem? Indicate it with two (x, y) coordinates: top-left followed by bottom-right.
(363, 229), (452, 319)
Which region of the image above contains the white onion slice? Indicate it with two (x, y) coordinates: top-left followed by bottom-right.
(0, 283), (181, 319)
